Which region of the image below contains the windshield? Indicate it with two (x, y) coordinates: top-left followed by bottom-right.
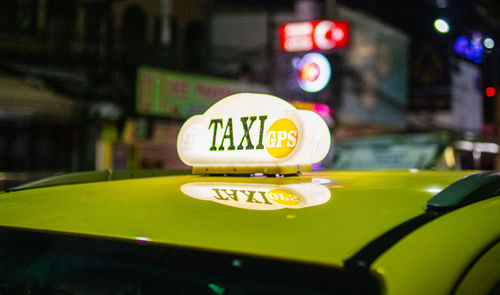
(0, 228), (382, 295)
(2, 249), (320, 294)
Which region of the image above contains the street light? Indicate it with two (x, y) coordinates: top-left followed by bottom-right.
(484, 37), (495, 49)
(486, 86), (496, 97)
(434, 19), (450, 33)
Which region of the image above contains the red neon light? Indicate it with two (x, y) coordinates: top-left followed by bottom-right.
(486, 87), (496, 97)
(280, 20), (350, 52)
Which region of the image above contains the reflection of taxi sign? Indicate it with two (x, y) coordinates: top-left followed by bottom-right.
(181, 182), (331, 210)
(266, 188), (301, 205)
(177, 93), (331, 175)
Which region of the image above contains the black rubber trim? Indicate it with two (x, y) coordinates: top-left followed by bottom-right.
(0, 226), (383, 295)
(344, 211), (442, 269)
(344, 171), (500, 271)
(450, 237), (500, 294)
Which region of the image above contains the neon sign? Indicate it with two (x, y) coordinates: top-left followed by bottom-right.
(454, 32), (493, 63)
(280, 20), (350, 52)
(294, 53), (331, 93)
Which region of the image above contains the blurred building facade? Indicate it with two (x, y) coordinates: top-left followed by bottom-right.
(0, 0), (499, 177)
(0, 0), (211, 175)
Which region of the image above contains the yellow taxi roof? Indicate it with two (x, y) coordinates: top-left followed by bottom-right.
(0, 170), (474, 268)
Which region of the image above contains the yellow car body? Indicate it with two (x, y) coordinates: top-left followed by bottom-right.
(1, 169), (499, 294)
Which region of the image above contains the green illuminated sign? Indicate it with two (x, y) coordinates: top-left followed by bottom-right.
(136, 67), (268, 119)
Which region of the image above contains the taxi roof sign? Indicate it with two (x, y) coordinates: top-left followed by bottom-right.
(177, 93), (331, 175)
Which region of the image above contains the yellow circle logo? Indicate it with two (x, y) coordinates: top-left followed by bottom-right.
(265, 119), (298, 158)
(266, 189), (301, 205)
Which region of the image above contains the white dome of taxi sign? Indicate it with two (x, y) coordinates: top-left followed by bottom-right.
(177, 93), (331, 175)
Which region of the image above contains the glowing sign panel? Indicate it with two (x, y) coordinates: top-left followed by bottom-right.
(280, 20), (350, 52)
(177, 93), (331, 175)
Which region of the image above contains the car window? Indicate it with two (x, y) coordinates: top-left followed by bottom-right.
(0, 243), (329, 295)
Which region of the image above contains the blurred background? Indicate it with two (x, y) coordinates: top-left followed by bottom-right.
(1, 0), (500, 188)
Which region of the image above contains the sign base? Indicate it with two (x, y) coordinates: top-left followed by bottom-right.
(192, 165), (312, 176)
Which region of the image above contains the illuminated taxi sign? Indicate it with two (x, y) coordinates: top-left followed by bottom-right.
(177, 93), (331, 175)
(181, 182), (331, 211)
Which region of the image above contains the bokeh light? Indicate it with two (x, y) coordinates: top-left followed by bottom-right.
(434, 19), (449, 33)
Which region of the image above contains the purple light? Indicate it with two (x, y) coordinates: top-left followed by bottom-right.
(454, 35), (469, 55)
(454, 34), (484, 63)
(313, 103), (332, 116)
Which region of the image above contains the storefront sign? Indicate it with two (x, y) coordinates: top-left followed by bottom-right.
(280, 20), (350, 52)
(136, 67), (268, 119)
